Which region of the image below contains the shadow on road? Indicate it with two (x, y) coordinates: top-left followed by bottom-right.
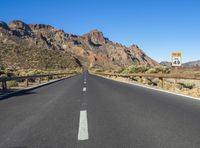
(8, 146), (29, 148)
(0, 89), (37, 101)
(0, 88), (22, 94)
(0, 75), (77, 101)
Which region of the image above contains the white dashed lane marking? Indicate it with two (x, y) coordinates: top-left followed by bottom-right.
(78, 110), (89, 140)
(83, 87), (86, 92)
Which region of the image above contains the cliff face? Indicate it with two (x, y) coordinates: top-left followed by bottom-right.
(129, 44), (158, 67)
(0, 20), (159, 70)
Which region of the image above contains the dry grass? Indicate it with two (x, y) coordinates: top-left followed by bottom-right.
(91, 65), (200, 98)
(99, 74), (200, 98)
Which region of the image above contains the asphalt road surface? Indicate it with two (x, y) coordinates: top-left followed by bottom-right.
(0, 72), (200, 148)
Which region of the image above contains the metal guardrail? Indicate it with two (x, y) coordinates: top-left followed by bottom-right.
(95, 72), (200, 88)
(0, 72), (76, 92)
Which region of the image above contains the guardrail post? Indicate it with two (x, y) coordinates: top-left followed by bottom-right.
(173, 79), (177, 91)
(47, 76), (50, 82)
(129, 76), (132, 80)
(159, 77), (164, 88)
(2, 81), (7, 92)
(139, 76), (142, 83)
(25, 79), (29, 87)
(38, 78), (41, 84)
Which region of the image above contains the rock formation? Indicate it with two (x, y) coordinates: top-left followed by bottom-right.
(0, 20), (159, 70)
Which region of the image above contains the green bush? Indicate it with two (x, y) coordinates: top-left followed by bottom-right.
(18, 69), (51, 76)
(7, 80), (18, 87)
(146, 68), (157, 74)
(156, 66), (170, 74)
(123, 65), (149, 74)
(95, 69), (104, 73)
(26, 69), (48, 76)
(146, 66), (171, 74)
(113, 68), (125, 73)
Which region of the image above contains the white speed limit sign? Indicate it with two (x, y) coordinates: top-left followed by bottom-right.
(172, 52), (182, 67)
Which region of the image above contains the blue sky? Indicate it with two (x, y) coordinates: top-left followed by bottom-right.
(0, 0), (200, 63)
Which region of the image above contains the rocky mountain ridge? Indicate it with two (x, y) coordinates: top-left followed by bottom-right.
(0, 20), (159, 70)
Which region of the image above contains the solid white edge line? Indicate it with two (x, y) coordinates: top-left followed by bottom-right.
(93, 73), (200, 101)
(78, 110), (89, 140)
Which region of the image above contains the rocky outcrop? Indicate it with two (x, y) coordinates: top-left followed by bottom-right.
(129, 44), (158, 66)
(9, 20), (31, 32)
(0, 20), (159, 70)
(0, 21), (10, 37)
(83, 29), (107, 46)
(29, 24), (54, 30)
(0, 21), (10, 30)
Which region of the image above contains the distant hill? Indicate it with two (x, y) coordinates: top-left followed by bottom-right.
(160, 60), (200, 68)
(182, 60), (200, 67)
(0, 20), (159, 70)
(160, 61), (172, 67)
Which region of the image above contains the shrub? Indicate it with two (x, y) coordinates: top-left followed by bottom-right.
(155, 66), (171, 74)
(94, 69), (104, 73)
(123, 65), (149, 74)
(114, 68), (125, 73)
(19, 69), (50, 76)
(146, 68), (157, 74)
(146, 66), (171, 74)
(0, 70), (5, 75)
(7, 80), (18, 88)
(182, 82), (195, 89)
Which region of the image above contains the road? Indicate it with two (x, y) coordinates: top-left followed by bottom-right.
(0, 72), (200, 148)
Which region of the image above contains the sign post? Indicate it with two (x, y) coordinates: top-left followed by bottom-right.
(171, 52), (182, 91)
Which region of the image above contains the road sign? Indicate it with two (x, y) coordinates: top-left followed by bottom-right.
(172, 52), (182, 67)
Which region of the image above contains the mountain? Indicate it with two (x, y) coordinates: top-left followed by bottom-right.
(0, 20), (159, 70)
(160, 60), (200, 68)
(183, 60), (200, 67)
(160, 61), (172, 67)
